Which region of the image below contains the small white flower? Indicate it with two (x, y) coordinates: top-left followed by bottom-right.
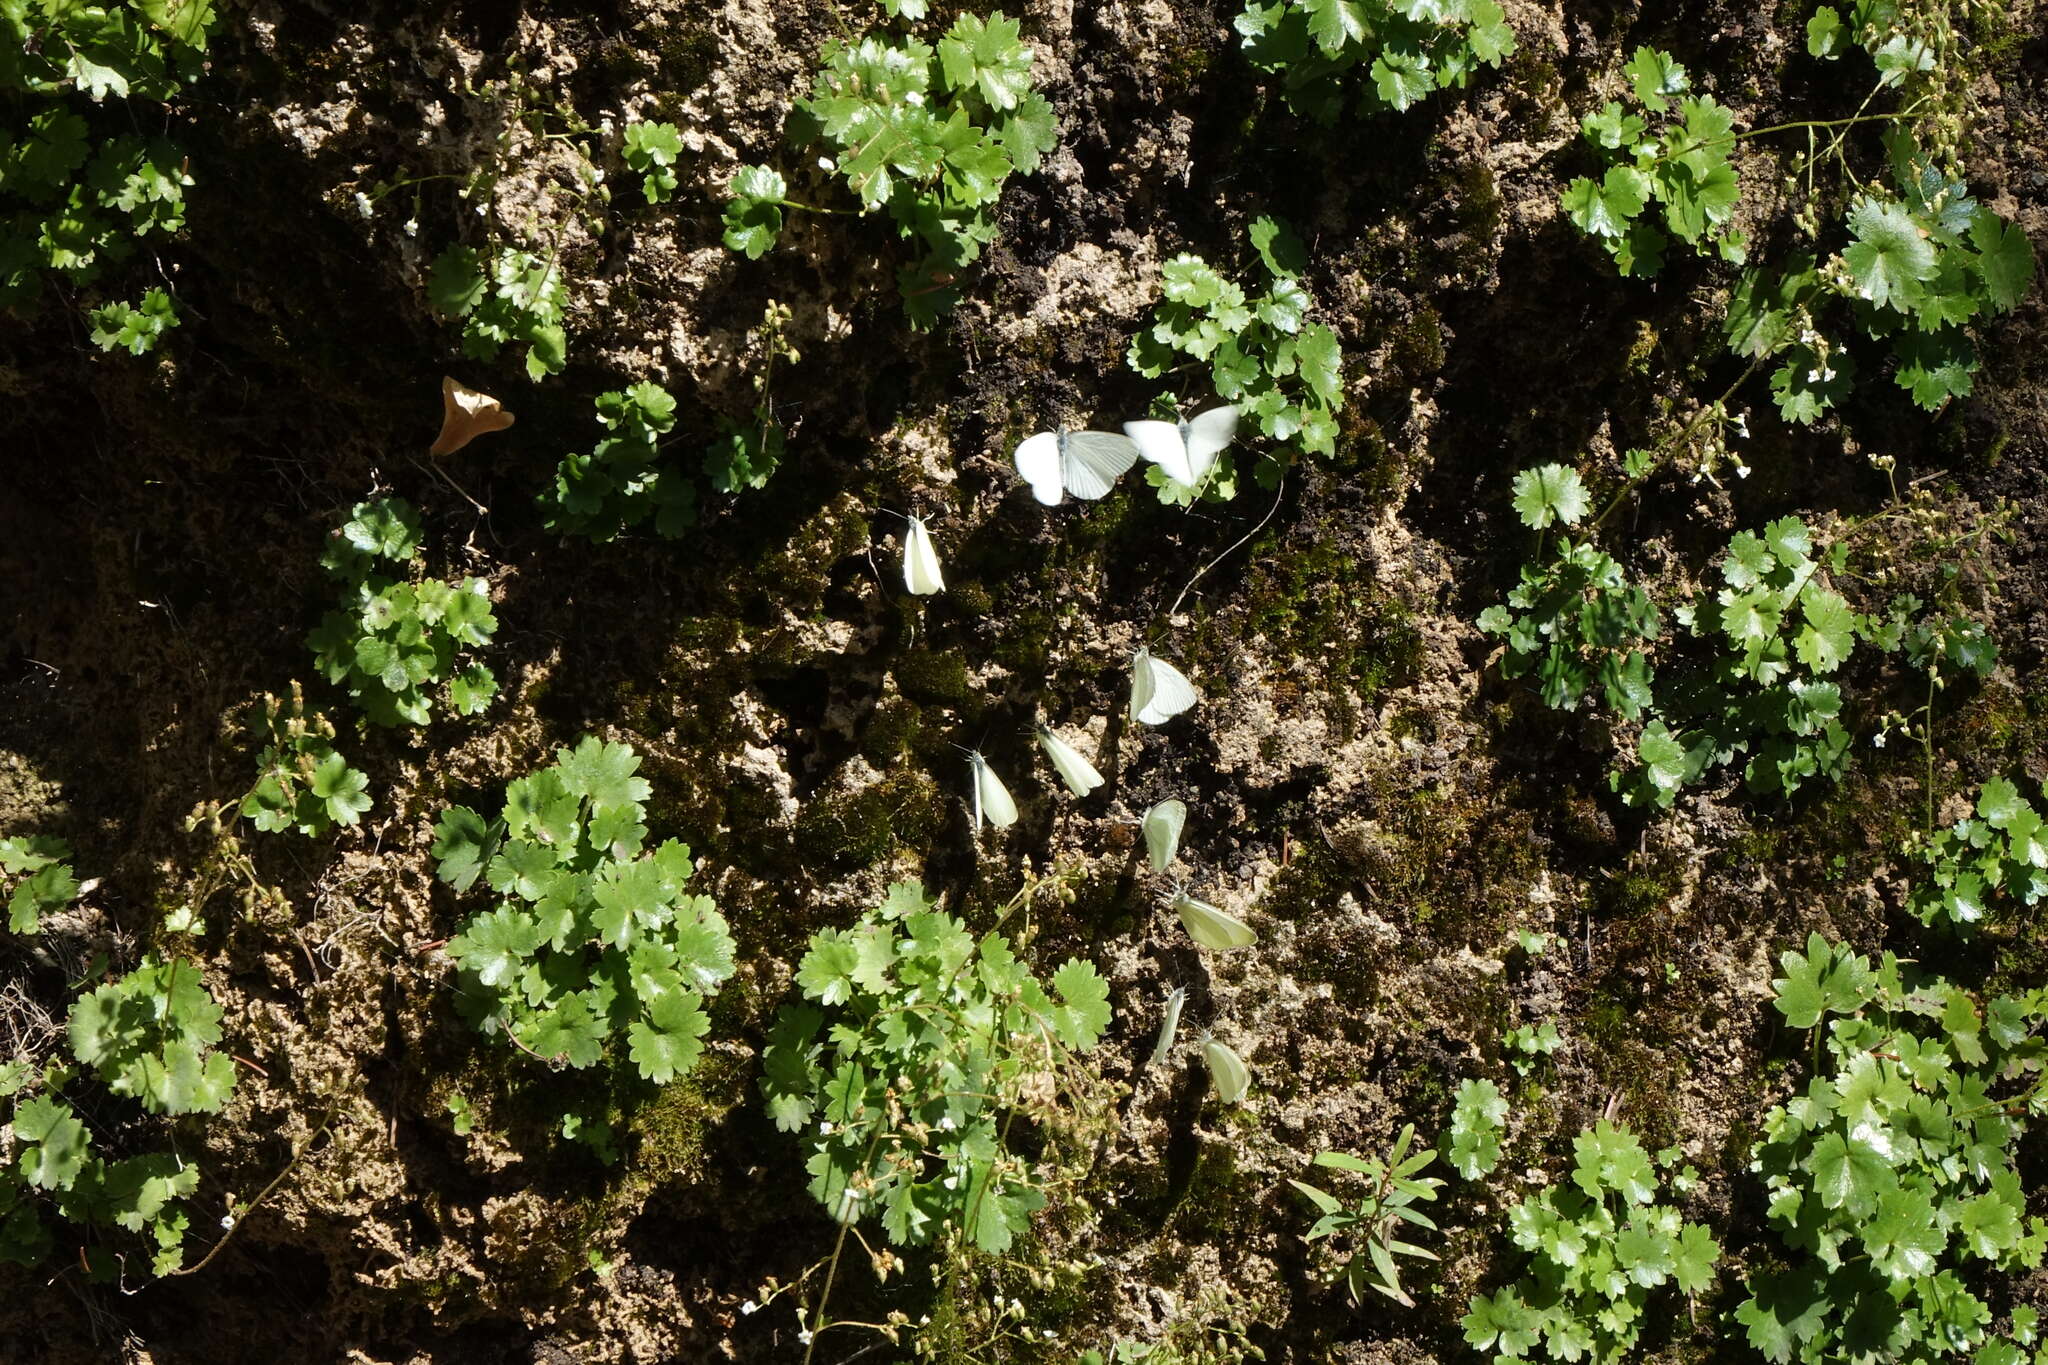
(1873, 731), (1888, 748)
(1735, 463), (1752, 479)
(819, 1120), (834, 1135)
(474, 202), (487, 216)
(1730, 412), (1749, 439)
(599, 118), (616, 135)
(220, 1213), (236, 1230)
(352, 191), (373, 218)
(937, 1115), (956, 1131)
(798, 1330), (813, 1346)
(740, 1301), (758, 1316)
(402, 218), (418, 237)
(904, 90), (925, 106)
(817, 155), (836, 172)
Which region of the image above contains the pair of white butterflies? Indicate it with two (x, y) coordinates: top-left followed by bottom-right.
(1013, 406), (1240, 505)
(1147, 986), (1250, 1101)
(1139, 798), (1257, 951)
(964, 724), (1107, 831)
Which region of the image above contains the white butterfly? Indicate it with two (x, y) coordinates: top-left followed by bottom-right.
(1036, 724), (1104, 796)
(1124, 406), (1239, 488)
(902, 515), (945, 596)
(1013, 428), (1140, 505)
(1173, 889), (1257, 951)
(1200, 1032), (1249, 1104)
(1148, 985), (1187, 1070)
(965, 749), (1017, 830)
(1130, 648), (1198, 726)
(1141, 799), (1186, 873)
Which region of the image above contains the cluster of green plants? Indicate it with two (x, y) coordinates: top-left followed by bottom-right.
(1560, 36), (2035, 419)
(1907, 776), (2048, 928)
(1483, 467), (2003, 811)
(3, 835), (81, 934)
(1234, 0), (1515, 122)
(427, 245), (570, 381)
(2, 914), (237, 1274)
(1735, 935), (2048, 1362)
(1477, 465), (1659, 719)
(1502, 1020), (1562, 1074)
(238, 684), (370, 838)
(432, 737), (735, 1083)
(722, 8), (1056, 327)
(1462, 1121), (1720, 1363)
(307, 497), (498, 727)
(1445, 1076), (1507, 1179)
(1, 0), (213, 329)
(1289, 1123), (1444, 1307)
(539, 382), (696, 540)
(1127, 216), (1342, 503)
(88, 285), (179, 354)
(1557, 48), (1742, 276)
(759, 875), (1110, 1256)
(620, 120), (683, 205)
(704, 300), (797, 494)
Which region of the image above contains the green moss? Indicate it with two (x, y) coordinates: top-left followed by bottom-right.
(894, 647), (972, 706)
(861, 694), (927, 765)
(1391, 303), (1446, 380)
(793, 769), (941, 868)
(1194, 530), (1423, 709)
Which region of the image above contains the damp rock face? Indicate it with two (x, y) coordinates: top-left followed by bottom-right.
(3, 0), (2047, 1362)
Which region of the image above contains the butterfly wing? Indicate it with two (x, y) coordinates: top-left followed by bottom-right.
(1131, 650), (1198, 726)
(1202, 1036), (1250, 1103)
(1013, 431), (1067, 505)
(1037, 726), (1105, 796)
(1060, 431), (1139, 501)
(1141, 800), (1186, 872)
(1175, 892), (1258, 950)
(971, 752), (1018, 829)
(903, 517), (946, 595)
(1124, 419), (1196, 486)
(1148, 986), (1188, 1069)
(1181, 406), (1240, 484)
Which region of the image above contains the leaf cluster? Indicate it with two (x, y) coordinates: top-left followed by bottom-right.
(88, 285), (178, 354)
(1736, 935), (2048, 1363)
(538, 381), (699, 540)
(3, 1074), (203, 1275)
(1908, 777), (2048, 929)
(238, 685), (369, 838)
(1445, 1076), (1508, 1180)
(1, 3), (211, 310)
(1234, 0), (1515, 122)
(307, 497), (498, 728)
(433, 737), (736, 1085)
(723, 10), (1056, 327)
(0, 934), (230, 1275)
(1503, 1021), (1562, 1075)
(759, 878), (1112, 1253)
(1618, 517), (1867, 808)
(703, 300), (798, 494)
(1729, 144), (2034, 422)
(1463, 1121), (1720, 1364)
(427, 244), (569, 380)
(1559, 47), (1743, 278)
(1290, 1124), (1445, 1308)
(620, 121), (683, 204)
(1127, 217), (1343, 502)
(67, 957), (237, 1116)
(2, 835), (79, 935)
(1478, 470), (1659, 720)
